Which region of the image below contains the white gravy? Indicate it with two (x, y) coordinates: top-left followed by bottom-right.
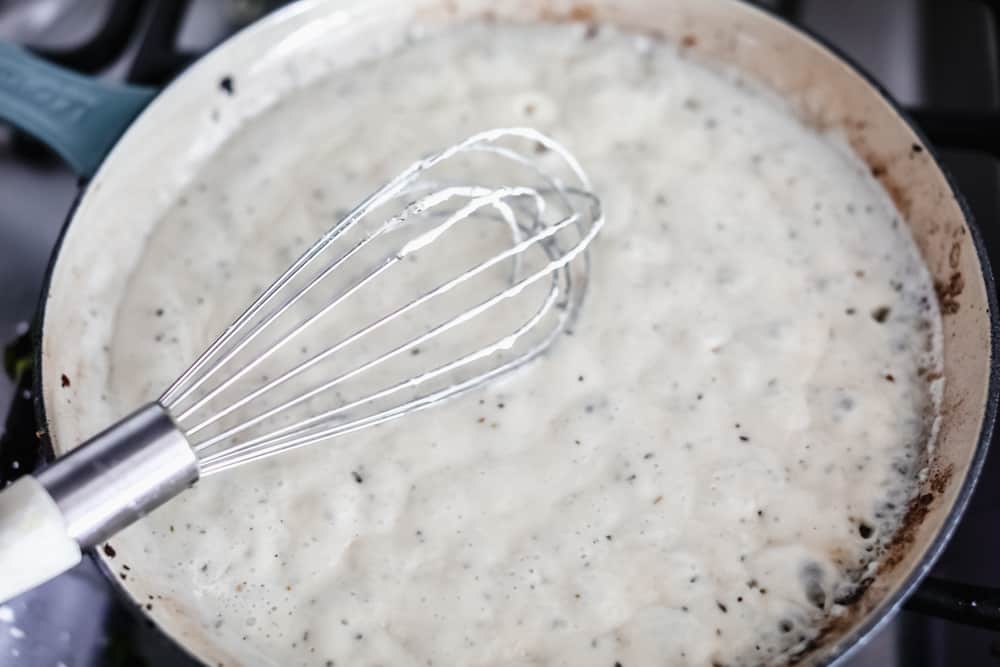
(98, 21), (940, 667)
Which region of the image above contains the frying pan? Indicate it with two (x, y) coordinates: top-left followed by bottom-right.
(0, 0), (996, 664)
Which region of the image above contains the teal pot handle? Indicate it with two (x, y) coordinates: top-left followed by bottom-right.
(0, 42), (156, 178)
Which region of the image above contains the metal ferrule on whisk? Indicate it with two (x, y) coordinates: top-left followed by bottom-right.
(36, 403), (198, 548)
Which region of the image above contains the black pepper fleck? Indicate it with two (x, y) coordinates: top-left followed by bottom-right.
(351, 471), (363, 484)
(219, 76), (235, 95)
(872, 306), (891, 323)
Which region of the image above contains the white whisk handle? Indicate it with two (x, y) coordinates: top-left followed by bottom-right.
(0, 403), (198, 602)
(0, 476), (80, 602)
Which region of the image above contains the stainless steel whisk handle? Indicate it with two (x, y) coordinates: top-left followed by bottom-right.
(0, 403), (197, 602)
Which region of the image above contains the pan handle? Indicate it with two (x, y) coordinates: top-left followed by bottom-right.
(0, 42), (156, 178)
(905, 576), (1000, 630)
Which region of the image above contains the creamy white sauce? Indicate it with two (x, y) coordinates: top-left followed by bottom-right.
(98, 22), (940, 667)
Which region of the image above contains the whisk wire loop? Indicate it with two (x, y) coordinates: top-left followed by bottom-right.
(184, 190), (570, 441)
(160, 128), (603, 475)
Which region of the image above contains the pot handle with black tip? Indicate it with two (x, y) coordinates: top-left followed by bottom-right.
(905, 577), (1000, 630)
(0, 42), (155, 178)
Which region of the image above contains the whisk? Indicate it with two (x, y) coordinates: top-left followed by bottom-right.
(0, 127), (603, 601)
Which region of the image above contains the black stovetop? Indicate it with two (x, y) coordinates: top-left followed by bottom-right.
(1, 1), (999, 665)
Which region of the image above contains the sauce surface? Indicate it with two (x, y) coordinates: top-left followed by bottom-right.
(101, 21), (940, 667)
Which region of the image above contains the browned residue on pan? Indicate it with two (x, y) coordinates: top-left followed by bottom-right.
(758, 175), (955, 657)
(878, 465), (952, 572)
(880, 177), (914, 220)
(846, 134), (966, 316)
(949, 241), (961, 269)
(788, 606), (863, 665)
(930, 467), (952, 494)
(539, 3), (595, 22)
(567, 4), (595, 21)
(850, 140), (913, 218)
(935, 272), (964, 314)
(788, 462), (953, 663)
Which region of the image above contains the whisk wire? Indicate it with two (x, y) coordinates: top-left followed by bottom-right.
(162, 129), (582, 407)
(162, 128), (603, 475)
(168, 182), (536, 421)
(196, 275), (570, 475)
(191, 203), (583, 455)
(183, 188), (562, 441)
(196, 282), (563, 473)
(196, 196), (600, 473)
